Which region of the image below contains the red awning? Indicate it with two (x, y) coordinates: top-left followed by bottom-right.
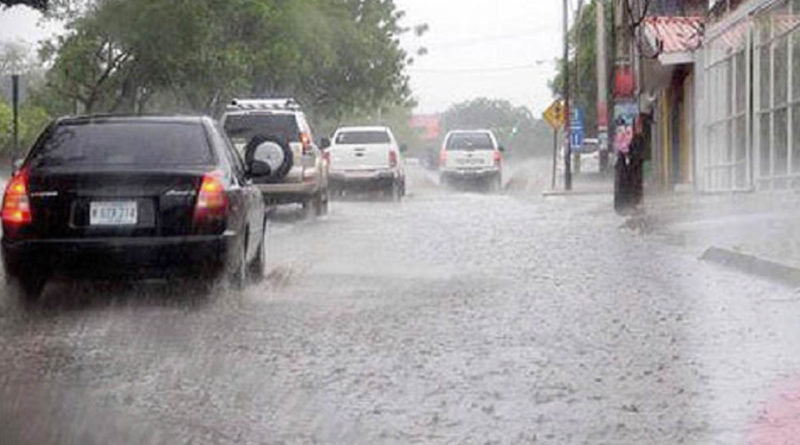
(643, 16), (705, 64)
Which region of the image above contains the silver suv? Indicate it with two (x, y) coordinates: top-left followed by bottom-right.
(221, 98), (330, 216)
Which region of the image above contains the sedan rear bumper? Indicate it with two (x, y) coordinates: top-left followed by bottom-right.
(2, 233), (237, 279)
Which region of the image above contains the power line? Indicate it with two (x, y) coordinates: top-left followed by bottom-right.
(411, 62), (555, 75)
(433, 31), (543, 50)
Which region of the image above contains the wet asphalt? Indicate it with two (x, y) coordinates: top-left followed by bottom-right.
(0, 162), (796, 444)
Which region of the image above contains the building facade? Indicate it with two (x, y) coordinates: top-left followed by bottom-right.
(698, 0), (800, 192)
(613, 0), (705, 191)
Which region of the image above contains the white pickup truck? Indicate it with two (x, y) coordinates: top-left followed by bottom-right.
(327, 126), (406, 200)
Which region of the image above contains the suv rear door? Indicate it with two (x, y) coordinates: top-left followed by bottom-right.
(443, 131), (497, 169)
(222, 111), (304, 183)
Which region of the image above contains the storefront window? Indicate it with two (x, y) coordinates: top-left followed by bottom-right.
(759, 47), (772, 110)
(760, 113), (771, 177)
(774, 109), (789, 178)
(792, 104), (800, 174)
(735, 53), (746, 112)
(736, 116), (747, 188)
(774, 37), (789, 107)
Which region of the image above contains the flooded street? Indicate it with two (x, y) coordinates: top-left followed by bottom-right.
(0, 163), (795, 444)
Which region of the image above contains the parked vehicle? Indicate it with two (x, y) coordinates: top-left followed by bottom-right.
(221, 98), (330, 216)
(1, 115), (269, 300)
(327, 126), (406, 200)
(439, 130), (504, 191)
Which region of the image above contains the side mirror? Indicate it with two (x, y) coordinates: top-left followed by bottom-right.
(12, 158), (23, 173)
(399, 144), (408, 153)
(320, 137), (331, 149)
(498, 145), (506, 153)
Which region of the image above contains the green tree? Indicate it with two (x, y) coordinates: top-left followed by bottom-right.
(37, 0), (417, 120)
(0, 98), (50, 158)
(0, 99), (11, 153)
(441, 98), (551, 158)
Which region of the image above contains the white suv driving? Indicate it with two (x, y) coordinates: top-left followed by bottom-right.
(328, 126), (406, 200)
(439, 129), (504, 191)
(221, 98), (330, 216)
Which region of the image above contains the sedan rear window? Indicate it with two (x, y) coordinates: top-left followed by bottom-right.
(446, 132), (494, 150)
(223, 114), (300, 143)
(335, 131), (391, 145)
(31, 122), (213, 167)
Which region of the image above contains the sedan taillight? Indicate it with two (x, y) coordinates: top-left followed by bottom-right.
(2, 168), (31, 226)
(194, 171), (228, 225)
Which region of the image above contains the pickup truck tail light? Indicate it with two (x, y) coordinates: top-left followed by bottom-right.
(389, 151), (398, 168)
(439, 150), (447, 167)
(493, 150), (502, 167)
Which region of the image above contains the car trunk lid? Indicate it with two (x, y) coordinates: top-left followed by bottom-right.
(28, 167), (208, 239)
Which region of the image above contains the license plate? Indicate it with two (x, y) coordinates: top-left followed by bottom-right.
(90, 201), (138, 226)
(459, 158), (485, 165)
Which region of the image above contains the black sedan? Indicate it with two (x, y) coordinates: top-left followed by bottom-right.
(1, 115), (271, 300)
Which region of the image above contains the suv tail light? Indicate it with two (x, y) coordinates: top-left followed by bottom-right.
(300, 132), (313, 155)
(493, 150), (502, 167)
(439, 150), (448, 167)
(194, 171), (228, 224)
(2, 168), (31, 226)
(389, 151), (398, 168)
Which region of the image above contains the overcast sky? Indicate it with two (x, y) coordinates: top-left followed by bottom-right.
(396, 0), (563, 115)
(0, 1), (564, 115)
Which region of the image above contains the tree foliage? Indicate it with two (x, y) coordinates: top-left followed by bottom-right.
(0, 97), (49, 157)
(36, 0), (418, 119)
(442, 98), (552, 158)
(0, 0), (48, 11)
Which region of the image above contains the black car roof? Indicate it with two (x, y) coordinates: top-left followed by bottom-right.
(55, 114), (210, 126)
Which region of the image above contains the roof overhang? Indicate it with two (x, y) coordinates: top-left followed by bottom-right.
(658, 51), (695, 65)
(643, 16), (705, 66)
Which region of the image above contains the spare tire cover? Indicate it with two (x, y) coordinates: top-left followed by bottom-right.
(244, 134), (293, 182)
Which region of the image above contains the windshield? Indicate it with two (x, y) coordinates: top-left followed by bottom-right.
(31, 122), (213, 167)
(3, 1), (795, 445)
(334, 131), (391, 145)
(446, 132), (494, 150)
(223, 114), (299, 143)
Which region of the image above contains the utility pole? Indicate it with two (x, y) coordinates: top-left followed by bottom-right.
(596, 0), (609, 172)
(563, 0), (572, 191)
(11, 74), (19, 154)
(573, 0), (585, 176)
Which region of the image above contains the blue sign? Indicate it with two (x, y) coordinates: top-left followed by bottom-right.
(569, 108), (585, 152)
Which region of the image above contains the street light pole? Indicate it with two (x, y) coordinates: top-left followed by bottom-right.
(563, 0), (572, 191)
(11, 74), (19, 154)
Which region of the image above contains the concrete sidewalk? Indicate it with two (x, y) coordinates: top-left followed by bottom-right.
(541, 172), (614, 196)
(639, 190), (800, 284)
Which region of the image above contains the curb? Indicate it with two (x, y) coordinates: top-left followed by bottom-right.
(700, 247), (800, 287)
(542, 189), (612, 197)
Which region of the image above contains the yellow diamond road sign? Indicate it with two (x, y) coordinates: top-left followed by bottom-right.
(543, 100), (565, 130)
